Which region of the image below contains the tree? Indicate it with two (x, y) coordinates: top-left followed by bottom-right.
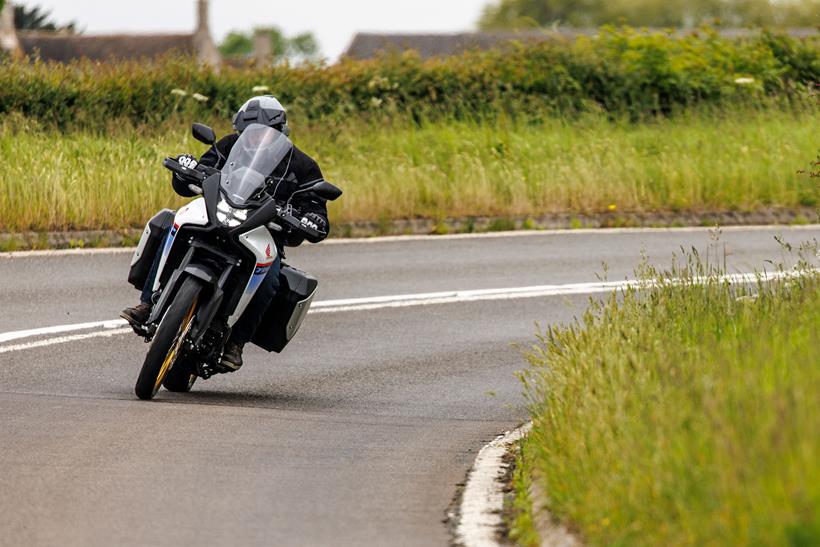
(219, 31), (253, 57)
(14, 3), (77, 32)
(478, 0), (820, 29)
(219, 26), (320, 62)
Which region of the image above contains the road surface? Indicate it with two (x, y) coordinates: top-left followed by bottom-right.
(0, 226), (816, 546)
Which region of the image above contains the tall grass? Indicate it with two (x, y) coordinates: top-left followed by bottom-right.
(0, 108), (816, 232)
(512, 249), (820, 546)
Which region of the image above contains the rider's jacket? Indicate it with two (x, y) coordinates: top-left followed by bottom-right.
(171, 134), (330, 246)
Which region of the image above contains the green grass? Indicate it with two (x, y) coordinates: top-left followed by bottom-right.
(511, 252), (820, 546)
(0, 108), (817, 232)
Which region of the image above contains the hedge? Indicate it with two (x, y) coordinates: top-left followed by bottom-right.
(1, 27), (817, 130)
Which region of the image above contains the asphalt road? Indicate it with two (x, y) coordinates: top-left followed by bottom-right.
(0, 226), (817, 546)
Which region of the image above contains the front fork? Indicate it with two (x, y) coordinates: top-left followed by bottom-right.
(143, 240), (238, 342)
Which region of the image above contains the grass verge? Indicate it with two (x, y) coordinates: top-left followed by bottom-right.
(511, 247), (819, 546)
(1, 108), (817, 233)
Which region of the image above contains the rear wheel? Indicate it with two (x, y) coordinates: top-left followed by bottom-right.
(134, 277), (201, 400)
(162, 356), (198, 393)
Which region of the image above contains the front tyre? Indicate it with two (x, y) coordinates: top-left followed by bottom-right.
(162, 356), (197, 393)
(134, 277), (201, 400)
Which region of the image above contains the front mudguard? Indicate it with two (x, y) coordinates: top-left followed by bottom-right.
(146, 263), (218, 328)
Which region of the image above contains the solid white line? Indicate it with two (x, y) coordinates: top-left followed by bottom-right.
(3, 224), (818, 258)
(322, 224), (820, 245)
(310, 271), (795, 312)
(0, 247), (136, 258)
(0, 270), (801, 353)
(456, 423), (533, 547)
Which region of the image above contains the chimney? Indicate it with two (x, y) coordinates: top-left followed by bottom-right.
(192, 0), (221, 67)
(0, 1), (21, 57)
(253, 30), (272, 67)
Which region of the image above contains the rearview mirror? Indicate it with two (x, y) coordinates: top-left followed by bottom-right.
(309, 181), (343, 201)
(192, 123), (217, 146)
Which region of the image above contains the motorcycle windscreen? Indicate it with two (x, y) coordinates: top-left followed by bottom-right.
(219, 123), (293, 207)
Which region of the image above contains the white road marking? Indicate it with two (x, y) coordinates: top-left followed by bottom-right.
(0, 270), (801, 354)
(322, 224), (820, 245)
(455, 423), (534, 547)
(2, 224), (817, 258)
(310, 271), (795, 312)
(0, 328), (132, 354)
(0, 247), (136, 258)
(0, 319), (127, 343)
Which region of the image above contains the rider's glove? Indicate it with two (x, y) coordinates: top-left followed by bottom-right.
(177, 154), (198, 170)
(300, 212), (328, 243)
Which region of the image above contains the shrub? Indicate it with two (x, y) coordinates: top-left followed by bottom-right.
(0, 27), (816, 131)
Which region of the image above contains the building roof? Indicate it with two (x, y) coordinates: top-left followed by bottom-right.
(344, 31), (595, 59)
(345, 28), (819, 60)
(18, 32), (196, 63)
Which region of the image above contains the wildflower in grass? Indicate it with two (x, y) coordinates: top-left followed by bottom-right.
(170, 89), (188, 97)
(734, 77), (755, 85)
(608, 204), (617, 211)
(368, 76), (389, 90)
(252, 85), (270, 93)
(191, 93), (209, 103)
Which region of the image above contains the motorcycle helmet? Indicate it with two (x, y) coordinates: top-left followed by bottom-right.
(232, 95), (289, 136)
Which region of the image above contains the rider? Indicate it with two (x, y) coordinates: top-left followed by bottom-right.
(121, 96), (330, 370)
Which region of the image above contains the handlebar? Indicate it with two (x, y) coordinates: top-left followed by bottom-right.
(164, 156), (326, 240)
(162, 157), (218, 183)
(163, 157), (205, 183)
(270, 206), (326, 241)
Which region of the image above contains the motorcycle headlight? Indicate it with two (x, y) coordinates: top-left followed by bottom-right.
(216, 199), (248, 228)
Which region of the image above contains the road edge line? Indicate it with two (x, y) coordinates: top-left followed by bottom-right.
(3, 224), (818, 257)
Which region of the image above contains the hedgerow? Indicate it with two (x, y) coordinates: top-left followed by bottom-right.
(0, 27), (816, 130)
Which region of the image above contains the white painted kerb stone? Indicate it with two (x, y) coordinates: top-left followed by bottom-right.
(456, 424), (532, 547)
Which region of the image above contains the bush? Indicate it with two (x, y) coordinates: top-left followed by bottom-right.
(0, 27), (816, 130)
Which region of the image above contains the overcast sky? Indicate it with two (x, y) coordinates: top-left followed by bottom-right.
(35, 0), (490, 60)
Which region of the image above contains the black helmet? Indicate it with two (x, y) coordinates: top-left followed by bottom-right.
(232, 96), (289, 136)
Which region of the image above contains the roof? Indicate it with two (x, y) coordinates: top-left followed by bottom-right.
(345, 28), (819, 60)
(18, 32), (196, 63)
(344, 31), (586, 59)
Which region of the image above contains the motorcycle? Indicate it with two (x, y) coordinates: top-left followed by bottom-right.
(127, 122), (342, 400)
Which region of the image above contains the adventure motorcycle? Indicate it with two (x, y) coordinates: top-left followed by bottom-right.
(127, 122), (342, 400)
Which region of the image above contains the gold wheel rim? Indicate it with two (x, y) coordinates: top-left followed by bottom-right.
(153, 296), (198, 394)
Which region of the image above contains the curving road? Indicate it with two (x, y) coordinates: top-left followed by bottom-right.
(0, 226), (817, 546)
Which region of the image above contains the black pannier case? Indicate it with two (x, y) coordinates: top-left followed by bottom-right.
(128, 209), (175, 290)
(252, 264), (319, 353)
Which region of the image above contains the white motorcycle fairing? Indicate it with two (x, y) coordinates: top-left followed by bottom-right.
(151, 198), (276, 328)
(228, 226), (277, 327)
(152, 198), (209, 292)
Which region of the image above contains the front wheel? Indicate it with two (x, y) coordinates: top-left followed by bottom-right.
(162, 356), (198, 393)
(134, 277), (201, 400)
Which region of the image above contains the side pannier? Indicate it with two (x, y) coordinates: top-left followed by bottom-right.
(128, 209), (175, 290)
(251, 264), (319, 353)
